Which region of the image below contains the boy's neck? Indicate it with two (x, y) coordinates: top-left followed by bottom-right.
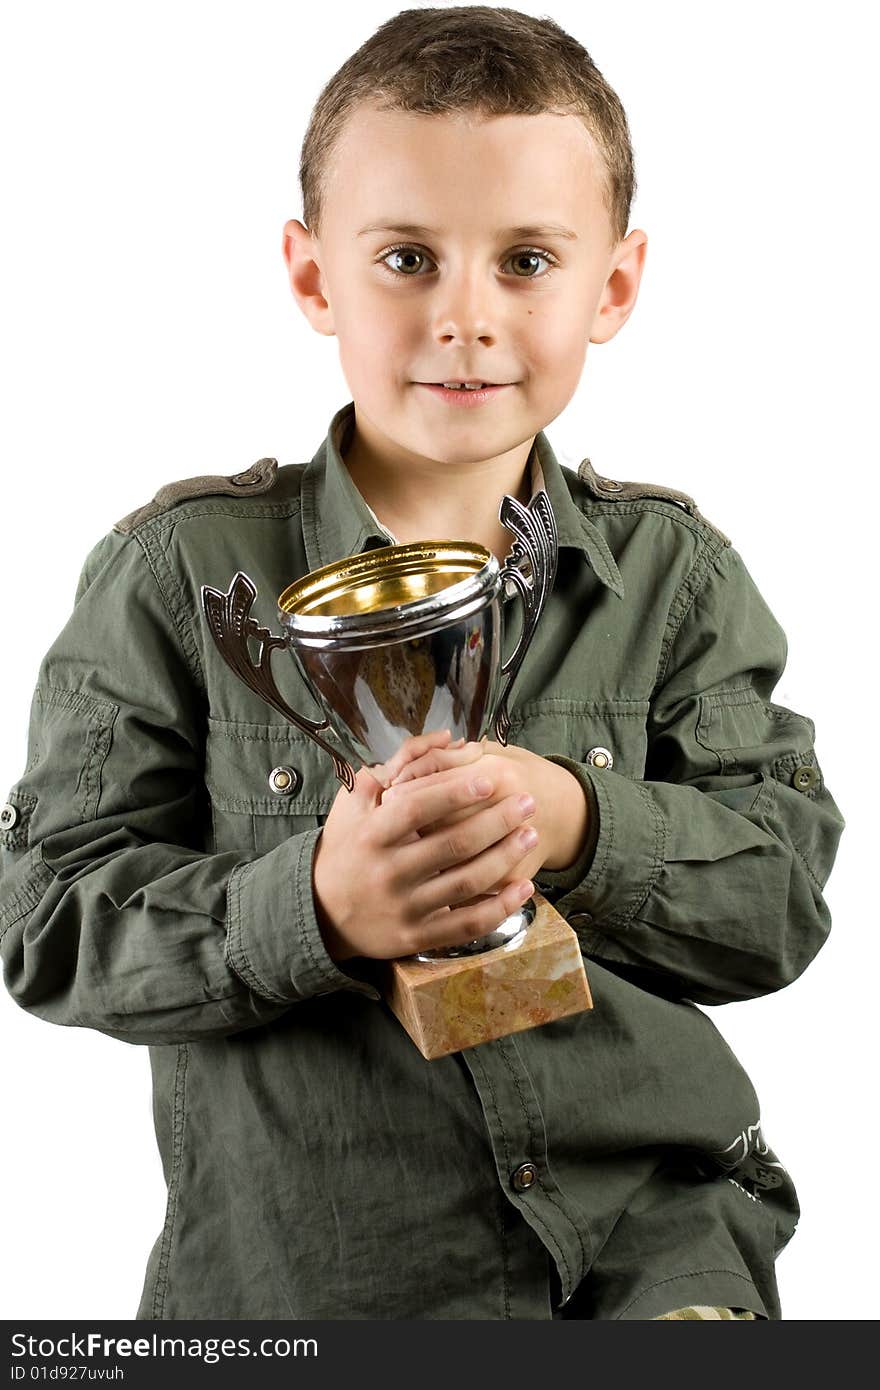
(342, 411), (535, 561)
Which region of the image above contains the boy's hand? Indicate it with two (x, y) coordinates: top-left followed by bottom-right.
(369, 727), (466, 791)
(384, 737), (591, 880)
(312, 753), (538, 963)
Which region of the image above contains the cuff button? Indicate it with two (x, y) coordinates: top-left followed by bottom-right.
(586, 746), (614, 770)
(792, 764), (819, 792)
(0, 803), (18, 830)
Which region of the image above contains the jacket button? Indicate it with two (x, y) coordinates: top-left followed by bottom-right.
(586, 746), (614, 770)
(569, 911), (593, 927)
(511, 1162), (537, 1192)
(598, 477), (622, 492)
(268, 765), (300, 795)
(0, 803), (18, 830)
(230, 465), (259, 485)
(792, 764), (819, 792)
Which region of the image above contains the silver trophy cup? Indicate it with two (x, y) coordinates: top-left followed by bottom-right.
(201, 491), (558, 962)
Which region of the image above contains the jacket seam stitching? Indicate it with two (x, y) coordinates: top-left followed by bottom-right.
(133, 531), (206, 697)
(294, 830), (339, 995)
(0, 853), (55, 941)
(574, 497), (721, 543)
(473, 1053), (564, 1296)
(466, 1053), (513, 1316)
(468, 1050), (573, 1295)
(785, 829), (826, 893)
(226, 862), (289, 1003)
(151, 1042), (189, 1319)
(655, 538), (730, 694)
(85, 710), (118, 820)
(615, 780), (667, 927)
(143, 497), (304, 541)
(498, 1043), (588, 1286)
(616, 1268), (761, 1319)
(508, 698), (651, 719)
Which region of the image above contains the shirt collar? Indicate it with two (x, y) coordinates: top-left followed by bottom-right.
(299, 401), (624, 598)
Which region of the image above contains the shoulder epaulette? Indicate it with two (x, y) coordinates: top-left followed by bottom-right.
(577, 456), (730, 545)
(114, 457), (279, 534)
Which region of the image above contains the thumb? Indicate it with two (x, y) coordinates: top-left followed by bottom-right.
(354, 764), (385, 806)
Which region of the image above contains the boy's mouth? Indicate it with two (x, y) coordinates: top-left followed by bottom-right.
(415, 381), (514, 406)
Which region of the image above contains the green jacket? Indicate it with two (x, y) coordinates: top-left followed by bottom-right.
(0, 401), (844, 1320)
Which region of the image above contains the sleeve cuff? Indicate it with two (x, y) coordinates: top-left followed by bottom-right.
(536, 756), (601, 896)
(535, 755), (666, 929)
(224, 827), (381, 1004)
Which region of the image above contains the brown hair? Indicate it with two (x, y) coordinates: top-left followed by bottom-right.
(299, 6), (636, 249)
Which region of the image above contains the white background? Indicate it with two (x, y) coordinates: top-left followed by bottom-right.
(0, 0), (874, 1322)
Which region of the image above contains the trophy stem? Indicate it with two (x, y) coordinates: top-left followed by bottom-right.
(414, 898), (533, 962)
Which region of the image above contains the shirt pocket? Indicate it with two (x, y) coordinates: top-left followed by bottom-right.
(1, 684), (118, 853)
(204, 717), (340, 855)
(695, 687), (822, 790)
(506, 697), (650, 777)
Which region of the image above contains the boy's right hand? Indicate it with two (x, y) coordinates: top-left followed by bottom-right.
(312, 756), (537, 963)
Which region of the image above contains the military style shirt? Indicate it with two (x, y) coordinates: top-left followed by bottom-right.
(0, 401), (844, 1320)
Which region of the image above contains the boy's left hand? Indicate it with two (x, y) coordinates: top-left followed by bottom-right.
(376, 733), (591, 885)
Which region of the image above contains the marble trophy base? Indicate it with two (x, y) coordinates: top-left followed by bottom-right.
(379, 892), (593, 1060)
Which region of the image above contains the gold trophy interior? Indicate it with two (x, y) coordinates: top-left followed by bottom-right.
(201, 494), (593, 1058)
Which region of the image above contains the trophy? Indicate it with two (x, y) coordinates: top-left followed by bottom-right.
(201, 491), (592, 1058)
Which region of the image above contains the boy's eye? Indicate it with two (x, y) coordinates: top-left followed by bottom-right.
(378, 245), (557, 278)
(506, 250), (555, 278)
(383, 246), (431, 276)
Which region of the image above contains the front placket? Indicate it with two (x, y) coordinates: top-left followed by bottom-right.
(461, 1034), (594, 1311)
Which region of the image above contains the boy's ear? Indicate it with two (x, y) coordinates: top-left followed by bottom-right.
(281, 218), (336, 337)
(589, 228), (648, 345)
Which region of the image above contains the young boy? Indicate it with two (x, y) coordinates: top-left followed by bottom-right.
(0, 6), (844, 1321)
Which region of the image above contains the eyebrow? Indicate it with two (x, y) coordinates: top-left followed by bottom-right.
(356, 221), (579, 241)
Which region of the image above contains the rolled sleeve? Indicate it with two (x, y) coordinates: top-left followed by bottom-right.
(537, 754), (665, 925)
(225, 826), (380, 1003)
(537, 545), (844, 1005)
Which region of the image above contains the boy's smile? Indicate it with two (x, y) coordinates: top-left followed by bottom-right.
(283, 103), (646, 553)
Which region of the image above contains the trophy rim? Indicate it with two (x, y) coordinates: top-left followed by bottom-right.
(277, 540), (501, 642)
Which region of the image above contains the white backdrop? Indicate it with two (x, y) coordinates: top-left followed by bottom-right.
(0, 0), (874, 1322)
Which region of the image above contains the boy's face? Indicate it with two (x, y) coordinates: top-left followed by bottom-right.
(283, 103), (645, 467)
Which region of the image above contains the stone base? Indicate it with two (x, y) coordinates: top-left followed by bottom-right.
(379, 892), (592, 1060)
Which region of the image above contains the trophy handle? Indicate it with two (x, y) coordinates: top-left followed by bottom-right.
(492, 491), (559, 745)
(201, 572), (357, 793)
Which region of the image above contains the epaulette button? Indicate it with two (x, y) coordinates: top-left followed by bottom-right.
(597, 477), (622, 492)
(230, 465), (261, 486)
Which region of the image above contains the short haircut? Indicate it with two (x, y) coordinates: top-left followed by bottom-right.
(299, 5), (636, 250)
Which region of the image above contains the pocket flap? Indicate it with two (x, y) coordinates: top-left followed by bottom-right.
(205, 717), (341, 815)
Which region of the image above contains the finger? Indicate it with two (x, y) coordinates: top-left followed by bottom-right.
(412, 879), (535, 954)
(372, 728), (458, 788)
(408, 812), (539, 916)
(389, 740), (485, 786)
(376, 765), (500, 846)
(397, 789), (536, 885)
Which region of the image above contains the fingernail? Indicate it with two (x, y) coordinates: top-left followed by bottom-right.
(472, 776), (493, 795)
(518, 794), (536, 815)
(518, 827), (538, 849)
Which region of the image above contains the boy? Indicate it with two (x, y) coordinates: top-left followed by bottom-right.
(0, 6), (844, 1320)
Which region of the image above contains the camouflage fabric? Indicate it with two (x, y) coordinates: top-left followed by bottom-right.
(654, 1306), (758, 1320)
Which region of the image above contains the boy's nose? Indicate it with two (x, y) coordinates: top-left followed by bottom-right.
(433, 305), (497, 347)
(430, 268), (499, 346)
